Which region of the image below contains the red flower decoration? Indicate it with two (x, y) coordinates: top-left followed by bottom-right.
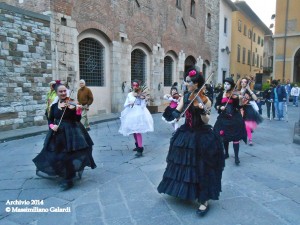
(220, 130), (224, 136)
(55, 80), (61, 84)
(188, 70), (197, 77)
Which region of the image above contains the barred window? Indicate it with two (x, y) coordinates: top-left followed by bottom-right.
(131, 49), (146, 83)
(164, 56), (173, 86)
(79, 38), (104, 86)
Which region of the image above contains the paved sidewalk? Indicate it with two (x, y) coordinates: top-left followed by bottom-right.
(0, 113), (120, 143)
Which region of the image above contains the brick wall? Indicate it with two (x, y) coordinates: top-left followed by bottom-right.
(0, 3), (52, 131)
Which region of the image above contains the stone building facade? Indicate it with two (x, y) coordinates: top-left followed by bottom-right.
(273, 0), (300, 83)
(0, 3), (51, 131)
(0, 0), (220, 130)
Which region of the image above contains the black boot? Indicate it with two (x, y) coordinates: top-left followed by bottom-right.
(135, 147), (144, 157)
(133, 142), (138, 151)
(233, 143), (240, 165)
(223, 141), (229, 159)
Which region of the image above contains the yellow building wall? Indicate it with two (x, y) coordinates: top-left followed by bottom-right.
(230, 11), (265, 81)
(274, 0), (300, 82)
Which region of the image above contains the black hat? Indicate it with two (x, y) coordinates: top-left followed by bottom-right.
(223, 77), (235, 87)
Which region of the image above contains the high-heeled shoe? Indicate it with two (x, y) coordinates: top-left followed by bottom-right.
(248, 140), (253, 146)
(196, 202), (209, 216)
(235, 157), (240, 165)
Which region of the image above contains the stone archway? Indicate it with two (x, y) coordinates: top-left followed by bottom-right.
(294, 48), (300, 82)
(184, 55), (196, 76)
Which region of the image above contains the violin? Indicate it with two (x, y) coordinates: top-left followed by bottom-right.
(58, 97), (77, 110)
(225, 90), (240, 99)
(172, 93), (180, 100)
(189, 89), (210, 114)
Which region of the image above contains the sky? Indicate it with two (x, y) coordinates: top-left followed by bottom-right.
(241, 0), (276, 30)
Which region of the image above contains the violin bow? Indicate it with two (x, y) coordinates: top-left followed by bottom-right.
(179, 71), (214, 119)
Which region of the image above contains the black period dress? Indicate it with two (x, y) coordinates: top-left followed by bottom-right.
(33, 102), (96, 181)
(213, 91), (247, 143)
(157, 93), (225, 202)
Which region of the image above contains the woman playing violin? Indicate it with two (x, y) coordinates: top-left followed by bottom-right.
(157, 67), (225, 217)
(118, 80), (154, 157)
(237, 77), (263, 146)
(162, 86), (181, 130)
(33, 83), (96, 190)
(213, 77), (247, 165)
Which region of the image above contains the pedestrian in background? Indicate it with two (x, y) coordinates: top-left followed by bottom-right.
(205, 83), (214, 105)
(271, 80), (286, 121)
(77, 79), (94, 131)
(45, 81), (57, 121)
(285, 79), (291, 105)
(255, 90), (264, 115)
(291, 84), (299, 107)
(158, 68), (225, 216)
(263, 86), (275, 120)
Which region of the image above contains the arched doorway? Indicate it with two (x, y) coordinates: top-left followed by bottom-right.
(294, 48), (300, 82)
(184, 56), (196, 76)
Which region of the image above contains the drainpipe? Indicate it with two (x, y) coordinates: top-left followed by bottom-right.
(250, 26), (255, 73)
(283, 0), (289, 82)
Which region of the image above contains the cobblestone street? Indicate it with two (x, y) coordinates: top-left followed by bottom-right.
(0, 106), (299, 225)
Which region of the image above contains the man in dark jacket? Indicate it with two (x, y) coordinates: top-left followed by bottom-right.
(270, 80), (286, 121)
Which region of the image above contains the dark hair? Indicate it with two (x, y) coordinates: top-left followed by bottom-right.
(185, 67), (205, 88)
(172, 82), (178, 86)
(271, 80), (278, 86)
(223, 77), (235, 86)
(131, 79), (140, 86)
(54, 80), (64, 92)
(170, 86), (178, 94)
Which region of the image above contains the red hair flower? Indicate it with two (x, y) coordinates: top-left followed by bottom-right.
(188, 70), (197, 77)
(220, 130), (224, 136)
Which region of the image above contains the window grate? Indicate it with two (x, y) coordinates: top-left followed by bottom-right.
(164, 56), (173, 86)
(79, 38), (104, 86)
(131, 49), (146, 83)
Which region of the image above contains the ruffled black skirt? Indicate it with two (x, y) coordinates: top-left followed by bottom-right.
(32, 120), (96, 179)
(214, 111), (247, 143)
(157, 124), (225, 202)
(162, 106), (176, 122)
(243, 104), (263, 124)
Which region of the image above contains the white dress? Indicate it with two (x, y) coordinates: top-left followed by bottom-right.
(119, 92), (154, 136)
